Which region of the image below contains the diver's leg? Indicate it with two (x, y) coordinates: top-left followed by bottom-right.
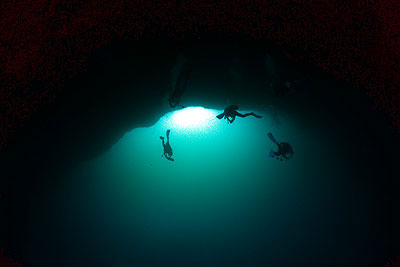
(166, 130), (171, 143)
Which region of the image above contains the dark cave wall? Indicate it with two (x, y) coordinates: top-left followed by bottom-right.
(1, 0), (399, 152)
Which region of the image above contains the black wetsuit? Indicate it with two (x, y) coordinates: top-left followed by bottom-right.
(274, 142), (293, 161)
(216, 105), (262, 123)
(160, 130), (174, 161)
(169, 60), (192, 108)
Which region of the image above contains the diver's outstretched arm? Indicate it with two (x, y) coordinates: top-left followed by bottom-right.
(236, 112), (262, 118)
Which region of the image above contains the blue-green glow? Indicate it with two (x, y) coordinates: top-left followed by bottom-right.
(161, 106), (219, 135)
(51, 105), (351, 266)
(27, 101), (384, 266)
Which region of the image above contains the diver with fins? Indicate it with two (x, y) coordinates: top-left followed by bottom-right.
(267, 132), (293, 161)
(160, 129), (174, 161)
(216, 105), (262, 124)
(169, 58), (192, 109)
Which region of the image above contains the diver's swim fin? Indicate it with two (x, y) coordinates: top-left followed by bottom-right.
(216, 113), (225, 119)
(269, 149), (275, 158)
(166, 129), (171, 139)
(166, 156), (174, 162)
(267, 132), (278, 144)
(252, 113), (262, 118)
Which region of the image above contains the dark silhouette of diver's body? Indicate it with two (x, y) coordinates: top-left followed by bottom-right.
(216, 105), (262, 124)
(169, 60), (192, 108)
(274, 142), (293, 161)
(160, 130), (174, 161)
(267, 132), (293, 161)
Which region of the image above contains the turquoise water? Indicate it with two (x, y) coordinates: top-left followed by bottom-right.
(32, 106), (374, 266)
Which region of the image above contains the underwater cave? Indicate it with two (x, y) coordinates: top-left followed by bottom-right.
(2, 38), (399, 267)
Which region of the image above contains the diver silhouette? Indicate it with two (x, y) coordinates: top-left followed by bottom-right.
(169, 59), (192, 108)
(267, 132), (293, 161)
(216, 105), (262, 124)
(160, 129), (174, 161)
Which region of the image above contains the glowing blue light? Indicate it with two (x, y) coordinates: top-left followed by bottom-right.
(161, 106), (220, 134)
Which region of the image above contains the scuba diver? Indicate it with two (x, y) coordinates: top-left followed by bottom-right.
(160, 129), (174, 161)
(216, 105), (262, 124)
(274, 79), (306, 97)
(169, 58), (192, 108)
(274, 81), (295, 97)
(267, 132), (293, 161)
